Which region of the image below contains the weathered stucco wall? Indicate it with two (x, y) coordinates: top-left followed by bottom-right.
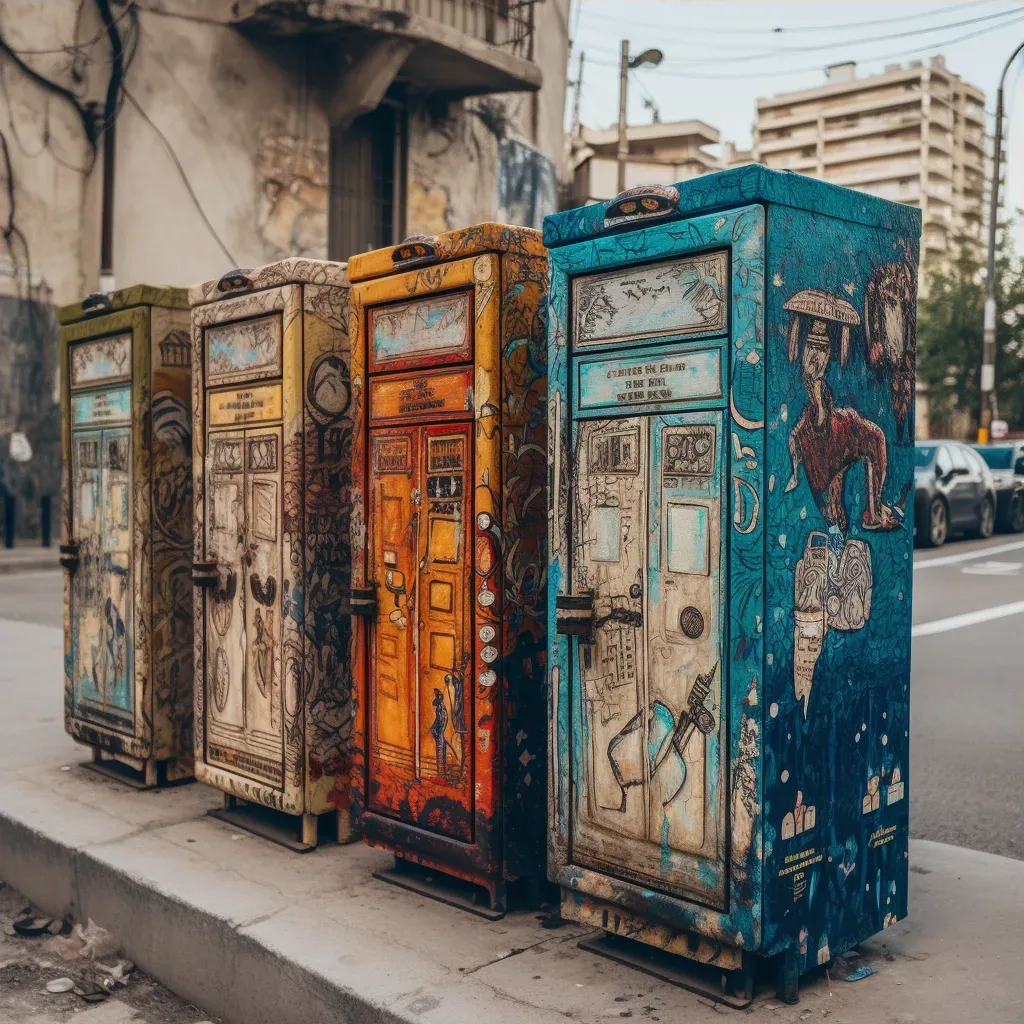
(0, 0), (568, 533)
(114, 11), (331, 285)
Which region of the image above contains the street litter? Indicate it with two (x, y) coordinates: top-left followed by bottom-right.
(45, 977), (74, 993)
(13, 915), (55, 937)
(844, 966), (877, 982)
(96, 959), (135, 987)
(53, 919), (118, 961)
(72, 979), (109, 1003)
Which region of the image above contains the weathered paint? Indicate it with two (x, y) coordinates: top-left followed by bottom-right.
(59, 288), (195, 780)
(545, 168), (918, 978)
(189, 259), (355, 833)
(348, 224), (549, 910)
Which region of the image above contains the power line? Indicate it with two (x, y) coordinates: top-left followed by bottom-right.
(121, 86), (237, 265)
(582, 13), (1024, 80)
(577, 4), (1024, 66)
(580, 0), (1006, 37)
(0, 1), (135, 56)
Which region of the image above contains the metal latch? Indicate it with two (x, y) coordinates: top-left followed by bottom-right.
(555, 591), (595, 639)
(346, 585), (378, 618)
(192, 560), (218, 588)
(59, 541), (80, 573)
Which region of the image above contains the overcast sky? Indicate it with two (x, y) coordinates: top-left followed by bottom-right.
(571, 0), (1024, 218)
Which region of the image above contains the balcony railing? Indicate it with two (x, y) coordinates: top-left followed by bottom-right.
(232, 0), (540, 94)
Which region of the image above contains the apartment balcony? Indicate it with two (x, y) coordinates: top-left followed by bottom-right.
(754, 130), (821, 155)
(823, 136), (919, 165)
(823, 112), (922, 143)
(231, 0), (541, 95)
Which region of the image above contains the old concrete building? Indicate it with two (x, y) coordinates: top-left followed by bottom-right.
(569, 120), (752, 206)
(0, 0), (570, 535)
(753, 57), (986, 266)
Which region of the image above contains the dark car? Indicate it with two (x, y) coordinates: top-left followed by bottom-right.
(972, 441), (1024, 532)
(914, 440), (997, 547)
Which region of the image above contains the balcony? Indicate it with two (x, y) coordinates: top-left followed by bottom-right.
(231, 0), (541, 95)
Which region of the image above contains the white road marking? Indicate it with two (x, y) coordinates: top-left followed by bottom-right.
(914, 539), (1024, 570)
(961, 561), (1022, 576)
(912, 600), (1024, 638)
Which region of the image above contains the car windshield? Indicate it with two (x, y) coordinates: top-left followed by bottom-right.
(977, 446), (1014, 470)
(914, 445), (936, 468)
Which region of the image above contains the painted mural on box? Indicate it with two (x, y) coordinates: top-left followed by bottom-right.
(348, 227), (548, 905)
(67, 336), (135, 731)
(149, 319), (194, 766)
(544, 169), (916, 986)
(546, 204), (767, 942)
(762, 204), (915, 965)
(69, 419), (133, 728)
(301, 281), (355, 816)
(190, 265), (353, 824)
(497, 246), (548, 879)
(193, 286), (299, 811)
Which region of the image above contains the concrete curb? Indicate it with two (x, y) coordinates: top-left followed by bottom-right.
(0, 804), (412, 1024)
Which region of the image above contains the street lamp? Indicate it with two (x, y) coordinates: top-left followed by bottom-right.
(616, 42), (664, 194)
(979, 40), (1024, 442)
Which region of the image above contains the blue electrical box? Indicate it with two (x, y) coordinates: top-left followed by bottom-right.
(545, 167), (919, 1002)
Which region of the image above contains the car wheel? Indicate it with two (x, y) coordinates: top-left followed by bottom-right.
(925, 498), (948, 547)
(1011, 494), (1024, 533)
(972, 497), (995, 539)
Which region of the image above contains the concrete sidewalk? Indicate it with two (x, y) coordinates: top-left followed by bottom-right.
(0, 617), (1021, 1024)
(0, 543), (58, 574)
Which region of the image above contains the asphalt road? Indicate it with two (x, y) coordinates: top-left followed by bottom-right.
(1, 539), (1021, 861)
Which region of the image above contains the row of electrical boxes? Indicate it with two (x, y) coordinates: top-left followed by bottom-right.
(59, 167), (918, 995)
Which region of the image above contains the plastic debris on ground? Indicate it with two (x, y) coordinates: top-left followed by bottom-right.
(844, 966), (878, 982)
(53, 918), (119, 961)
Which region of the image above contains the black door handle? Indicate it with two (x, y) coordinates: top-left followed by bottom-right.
(346, 585), (378, 618)
(192, 560), (218, 587)
(59, 541), (80, 573)
(556, 591), (595, 640)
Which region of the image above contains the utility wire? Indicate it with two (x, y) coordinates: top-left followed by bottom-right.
(121, 86), (237, 265)
(583, 14), (1024, 80)
(0, 2), (135, 56)
(580, 0), (1006, 36)
(578, 4), (1024, 65)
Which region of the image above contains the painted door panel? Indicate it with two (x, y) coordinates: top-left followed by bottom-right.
(367, 422), (473, 839)
(70, 420), (134, 730)
(570, 411), (726, 906)
(204, 425), (285, 789)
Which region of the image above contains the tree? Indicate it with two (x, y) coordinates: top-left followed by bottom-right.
(917, 220), (1024, 436)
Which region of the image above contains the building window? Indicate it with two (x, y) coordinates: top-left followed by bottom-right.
(329, 100), (406, 259)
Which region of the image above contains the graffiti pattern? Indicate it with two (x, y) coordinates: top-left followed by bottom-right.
(61, 293), (194, 779)
(544, 166), (917, 979)
(190, 264), (354, 828)
(347, 225), (548, 905)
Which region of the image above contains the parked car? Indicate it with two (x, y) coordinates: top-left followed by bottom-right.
(972, 441), (1024, 532)
(914, 440), (997, 547)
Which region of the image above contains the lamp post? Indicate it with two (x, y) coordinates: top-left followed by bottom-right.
(616, 42), (664, 194)
(980, 40), (1024, 442)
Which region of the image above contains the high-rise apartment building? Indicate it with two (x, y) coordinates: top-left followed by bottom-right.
(753, 56), (986, 264)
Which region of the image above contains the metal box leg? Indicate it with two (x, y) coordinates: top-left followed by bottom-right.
(776, 946), (800, 1004)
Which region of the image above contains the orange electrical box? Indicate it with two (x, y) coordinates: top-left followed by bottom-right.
(348, 227), (548, 914)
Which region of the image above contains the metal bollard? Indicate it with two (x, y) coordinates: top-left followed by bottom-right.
(41, 495), (52, 548)
(3, 493), (13, 549)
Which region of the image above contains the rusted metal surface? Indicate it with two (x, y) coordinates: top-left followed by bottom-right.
(191, 259), (355, 836)
(60, 288), (194, 782)
(350, 224), (548, 910)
